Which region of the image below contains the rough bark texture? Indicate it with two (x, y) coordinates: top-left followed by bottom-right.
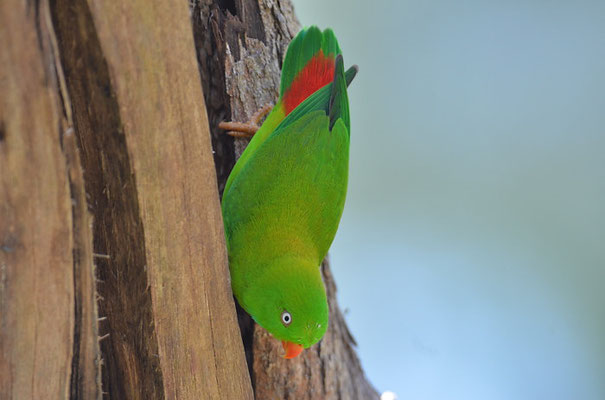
(190, 1), (380, 399)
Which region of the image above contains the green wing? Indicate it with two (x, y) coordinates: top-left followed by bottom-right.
(223, 111), (349, 271)
(223, 56), (352, 271)
(222, 27), (357, 200)
(222, 106), (285, 199)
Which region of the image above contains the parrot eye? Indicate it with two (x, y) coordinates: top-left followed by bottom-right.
(281, 310), (292, 326)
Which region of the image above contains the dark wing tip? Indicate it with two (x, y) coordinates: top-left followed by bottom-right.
(345, 65), (359, 87)
(329, 55), (348, 130)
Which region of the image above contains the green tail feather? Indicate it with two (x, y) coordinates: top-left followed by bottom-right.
(279, 26), (342, 98)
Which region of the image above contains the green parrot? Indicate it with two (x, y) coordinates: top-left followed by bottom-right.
(221, 26), (357, 359)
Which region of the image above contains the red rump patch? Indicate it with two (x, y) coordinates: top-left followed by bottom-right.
(283, 51), (335, 115)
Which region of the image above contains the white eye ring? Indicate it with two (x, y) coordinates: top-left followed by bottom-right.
(281, 311), (292, 326)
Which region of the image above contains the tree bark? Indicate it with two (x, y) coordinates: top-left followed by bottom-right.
(190, 1), (380, 399)
(2, 0), (377, 398)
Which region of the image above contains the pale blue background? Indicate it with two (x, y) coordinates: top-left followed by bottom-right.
(293, 1), (605, 399)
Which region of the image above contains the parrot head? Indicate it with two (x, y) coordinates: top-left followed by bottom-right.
(237, 257), (329, 359)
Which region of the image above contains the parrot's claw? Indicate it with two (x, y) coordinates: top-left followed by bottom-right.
(219, 104), (272, 138)
(217, 121), (258, 138)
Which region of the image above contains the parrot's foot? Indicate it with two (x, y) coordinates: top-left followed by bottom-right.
(218, 104), (272, 138)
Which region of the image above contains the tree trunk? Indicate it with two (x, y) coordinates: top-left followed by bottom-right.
(190, 1), (380, 399)
(2, 0), (252, 398)
(1, 0), (377, 398)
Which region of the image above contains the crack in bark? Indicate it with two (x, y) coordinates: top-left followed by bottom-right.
(50, 0), (166, 397)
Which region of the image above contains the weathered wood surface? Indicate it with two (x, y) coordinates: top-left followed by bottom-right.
(2, 0), (254, 398)
(0, 0), (101, 398)
(191, 1), (380, 398)
(64, 128), (102, 400)
(51, 0), (254, 398)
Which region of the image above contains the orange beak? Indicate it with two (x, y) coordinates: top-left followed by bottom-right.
(281, 340), (304, 359)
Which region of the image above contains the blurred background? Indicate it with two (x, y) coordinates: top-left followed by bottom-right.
(292, 1), (605, 399)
